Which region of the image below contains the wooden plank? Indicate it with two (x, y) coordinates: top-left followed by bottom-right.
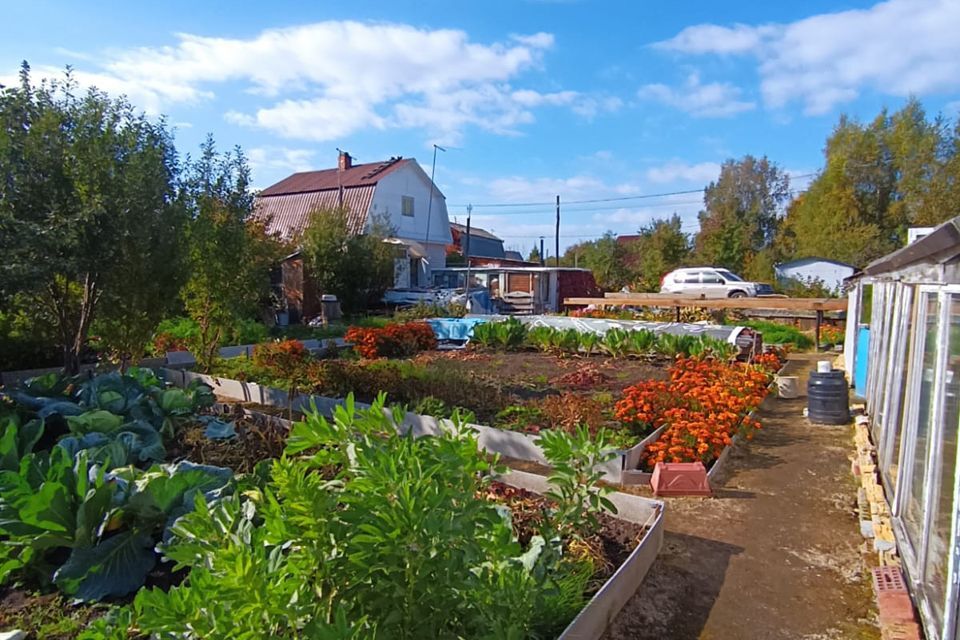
(563, 295), (848, 312)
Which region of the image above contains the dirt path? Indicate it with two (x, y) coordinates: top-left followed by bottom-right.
(604, 355), (880, 640)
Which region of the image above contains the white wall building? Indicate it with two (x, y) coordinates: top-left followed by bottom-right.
(255, 152), (451, 288)
(774, 257), (857, 293)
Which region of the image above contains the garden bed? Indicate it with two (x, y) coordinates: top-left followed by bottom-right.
(0, 367), (664, 639)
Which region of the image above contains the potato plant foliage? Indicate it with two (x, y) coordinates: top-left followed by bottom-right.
(88, 395), (613, 639)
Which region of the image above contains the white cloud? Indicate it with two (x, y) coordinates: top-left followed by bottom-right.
(654, 24), (777, 55)
(653, 0), (960, 114)
(645, 160), (720, 184)
(7, 22), (613, 142)
(485, 175), (608, 203)
(638, 73), (755, 117)
(246, 146), (317, 175)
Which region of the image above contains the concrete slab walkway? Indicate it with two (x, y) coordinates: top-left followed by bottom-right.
(603, 354), (881, 640)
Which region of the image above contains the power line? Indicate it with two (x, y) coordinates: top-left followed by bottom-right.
(449, 172), (817, 209)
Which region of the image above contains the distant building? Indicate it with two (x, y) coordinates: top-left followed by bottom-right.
(774, 257), (857, 293)
(254, 152), (450, 320)
(449, 222), (505, 259)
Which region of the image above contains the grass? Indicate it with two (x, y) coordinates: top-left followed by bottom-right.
(0, 591), (103, 640)
(741, 319), (815, 350)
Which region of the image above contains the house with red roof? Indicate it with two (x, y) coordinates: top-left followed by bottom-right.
(254, 152), (451, 320)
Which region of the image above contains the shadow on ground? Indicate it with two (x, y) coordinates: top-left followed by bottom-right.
(603, 531), (743, 640)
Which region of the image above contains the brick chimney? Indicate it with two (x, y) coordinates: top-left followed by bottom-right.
(338, 151), (352, 171)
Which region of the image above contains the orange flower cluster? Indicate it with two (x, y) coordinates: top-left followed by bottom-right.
(616, 356), (779, 470)
(345, 322), (437, 359)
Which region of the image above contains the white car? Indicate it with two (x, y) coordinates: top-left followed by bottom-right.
(660, 268), (773, 298)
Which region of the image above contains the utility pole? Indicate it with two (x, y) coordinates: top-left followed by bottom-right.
(539, 236), (545, 267)
(464, 204), (472, 310)
(555, 195), (560, 267)
(424, 144), (446, 251)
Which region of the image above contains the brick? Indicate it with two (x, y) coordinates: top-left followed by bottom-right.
(873, 567), (915, 625)
(880, 620), (921, 640)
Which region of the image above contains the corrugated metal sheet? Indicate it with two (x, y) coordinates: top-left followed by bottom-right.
(253, 186), (375, 242)
(259, 158), (409, 196)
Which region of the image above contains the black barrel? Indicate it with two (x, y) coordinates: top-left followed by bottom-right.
(807, 369), (850, 425)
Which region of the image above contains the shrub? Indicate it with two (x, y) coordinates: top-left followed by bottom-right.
(345, 321), (437, 359)
(741, 320), (814, 350)
(252, 340), (309, 374)
(539, 393), (610, 435)
(394, 301), (467, 321)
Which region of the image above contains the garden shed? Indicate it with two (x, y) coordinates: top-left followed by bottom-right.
(844, 215), (960, 640)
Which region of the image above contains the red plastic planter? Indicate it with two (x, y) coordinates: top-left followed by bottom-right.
(650, 462), (711, 496)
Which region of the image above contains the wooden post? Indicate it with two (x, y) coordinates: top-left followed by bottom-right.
(815, 309), (823, 351)
(675, 306), (681, 323)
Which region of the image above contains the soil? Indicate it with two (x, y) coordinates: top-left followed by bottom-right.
(484, 481), (646, 599)
(168, 413), (287, 473)
(417, 349), (669, 396)
(601, 354), (880, 640)
(0, 590), (103, 639)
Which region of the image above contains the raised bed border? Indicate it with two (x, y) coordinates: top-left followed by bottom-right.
(159, 358), (786, 487)
(162, 368), (626, 480)
(500, 469), (664, 640)
(618, 361), (789, 487)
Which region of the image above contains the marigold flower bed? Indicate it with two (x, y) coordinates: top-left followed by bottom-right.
(615, 352), (783, 471)
(344, 321), (437, 358)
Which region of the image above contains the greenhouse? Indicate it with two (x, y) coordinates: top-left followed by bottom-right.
(845, 216), (960, 640)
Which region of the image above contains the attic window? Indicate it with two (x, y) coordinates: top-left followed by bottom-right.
(401, 196), (414, 217)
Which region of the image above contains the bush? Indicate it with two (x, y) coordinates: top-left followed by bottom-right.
(345, 322), (437, 359)
(741, 320), (814, 350)
(394, 301), (467, 321)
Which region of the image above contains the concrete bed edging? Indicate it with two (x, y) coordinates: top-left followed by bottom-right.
(160, 367), (635, 482)
(502, 469), (665, 640)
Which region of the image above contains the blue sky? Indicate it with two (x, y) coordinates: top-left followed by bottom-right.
(3, 0), (959, 255)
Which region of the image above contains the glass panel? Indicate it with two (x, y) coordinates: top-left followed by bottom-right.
(903, 292), (940, 550)
(922, 294), (960, 626)
(885, 286), (915, 493)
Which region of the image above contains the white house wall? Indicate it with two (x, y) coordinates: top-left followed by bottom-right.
(369, 163), (450, 272)
(776, 261), (856, 292)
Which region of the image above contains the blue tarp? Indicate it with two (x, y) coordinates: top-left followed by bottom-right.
(426, 317), (491, 342)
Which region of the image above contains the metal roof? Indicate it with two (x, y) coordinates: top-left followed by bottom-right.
(259, 158), (410, 196)
(449, 222), (502, 242)
(864, 216), (960, 275)
(253, 186), (375, 242)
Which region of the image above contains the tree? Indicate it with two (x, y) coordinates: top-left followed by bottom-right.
(527, 244), (542, 264)
(301, 207), (397, 314)
(180, 137), (279, 372)
(773, 100), (960, 267)
(693, 156), (791, 275)
(0, 65), (184, 372)
(622, 215), (691, 291)
(562, 232), (629, 290)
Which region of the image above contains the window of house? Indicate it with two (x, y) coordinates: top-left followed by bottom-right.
(401, 196), (415, 217)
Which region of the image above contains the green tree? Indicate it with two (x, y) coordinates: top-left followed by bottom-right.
(774, 100), (960, 266)
(562, 232), (629, 290)
(0, 64), (184, 372)
(180, 137), (278, 371)
(622, 215), (691, 291)
(527, 244), (542, 264)
(301, 207), (397, 314)
(693, 156), (791, 275)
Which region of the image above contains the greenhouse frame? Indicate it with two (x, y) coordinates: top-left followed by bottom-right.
(845, 216), (960, 640)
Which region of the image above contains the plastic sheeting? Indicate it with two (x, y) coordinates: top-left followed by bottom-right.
(513, 315), (745, 344)
(426, 317), (491, 341)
